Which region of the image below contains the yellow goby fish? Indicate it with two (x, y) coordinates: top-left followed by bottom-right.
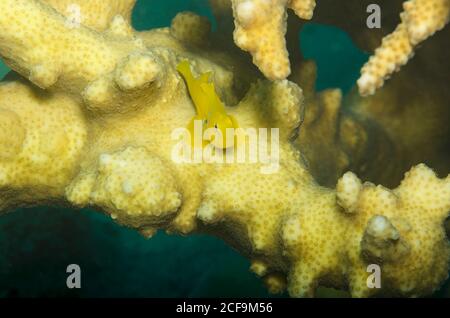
(177, 60), (239, 149)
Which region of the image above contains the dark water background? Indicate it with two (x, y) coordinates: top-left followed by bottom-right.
(0, 0), (447, 298)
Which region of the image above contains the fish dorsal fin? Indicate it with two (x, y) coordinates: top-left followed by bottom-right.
(199, 71), (212, 83)
(200, 82), (225, 114)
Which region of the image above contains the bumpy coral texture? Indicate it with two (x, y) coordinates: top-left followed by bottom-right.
(230, 0), (316, 80)
(0, 0), (449, 298)
(42, 0), (136, 31)
(227, 0), (449, 96)
(358, 0), (450, 96)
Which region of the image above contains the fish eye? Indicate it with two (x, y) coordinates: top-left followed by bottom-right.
(214, 124), (218, 129)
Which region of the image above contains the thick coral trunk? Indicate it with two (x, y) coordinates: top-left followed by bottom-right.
(0, 0), (448, 298)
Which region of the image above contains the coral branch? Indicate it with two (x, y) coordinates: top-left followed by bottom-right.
(0, 0), (168, 113)
(289, 0), (316, 20)
(0, 76), (88, 211)
(226, 0), (449, 98)
(358, 0), (450, 96)
(230, 0), (316, 80)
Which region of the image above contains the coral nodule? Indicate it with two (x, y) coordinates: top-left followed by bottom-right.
(0, 0), (449, 297)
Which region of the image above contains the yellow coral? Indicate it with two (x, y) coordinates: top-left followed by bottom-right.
(42, 0), (136, 31)
(337, 165), (450, 296)
(0, 0), (448, 298)
(171, 12), (212, 47)
(289, 0), (317, 20)
(358, 0), (450, 96)
(230, 0), (316, 79)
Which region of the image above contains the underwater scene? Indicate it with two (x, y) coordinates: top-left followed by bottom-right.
(0, 0), (449, 300)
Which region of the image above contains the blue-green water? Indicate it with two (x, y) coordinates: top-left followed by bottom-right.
(0, 63), (7, 79)
(0, 0), (373, 297)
